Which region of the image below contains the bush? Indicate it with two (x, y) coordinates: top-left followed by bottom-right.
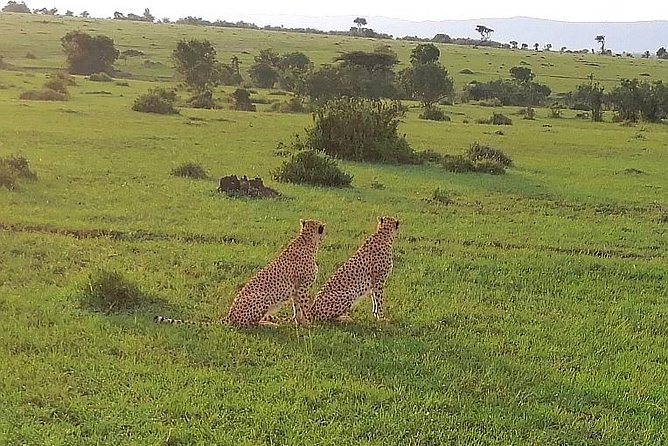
(88, 72), (113, 82)
(0, 165), (17, 190)
(77, 269), (146, 313)
(116, 81), (130, 87)
(269, 96), (308, 113)
(465, 142), (513, 167)
(272, 150), (352, 187)
(0, 154), (37, 190)
(25, 52), (37, 59)
(301, 97), (417, 164)
(61, 31), (119, 75)
(132, 88), (179, 114)
(171, 162), (208, 179)
(477, 113), (513, 125)
(415, 149), (446, 164)
(231, 88), (256, 111)
(419, 106), (450, 121)
(441, 155), (475, 173)
(19, 89), (68, 101)
(48, 71), (77, 86)
(43, 78), (69, 94)
(472, 159), (506, 175)
(187, 90), (217, 109)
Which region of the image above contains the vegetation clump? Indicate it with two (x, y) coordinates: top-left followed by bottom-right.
(0, 154), (37, 190)
(231, 88), (256, 111)
(272, 150), (353, 187)
(419, 106), (450, 121)
(88, 72), (113, 82)
(171, 162), (208, 179)
(430, 187), (453, 205)
(425, 143), (512, 175)
(19, 88), (68, 101)
(477, 113), (513, 125)
(187, 90), (217, 109)
(132, 88), (179, 114)
(77, 269), (147, 314)
(298, 97), (417, 164)
(61, 31), (119, 75)
(269, 96), (308, 113)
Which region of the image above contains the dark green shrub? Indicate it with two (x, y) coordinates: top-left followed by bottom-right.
(441, 155), (475, 173)
(116, 81), (130, 87)
(477, 113), (513, 125)
(48, 71), (77, 86)
(465, 142), (513, 167)
(302, 97), (417, 164)
(231, 88), (256, 111)
(43, 78), (69, 94)
(269, 96), (308, 113)
(272, 150), (352, 187)
(171, 162), (208, 179)
(187, 90), (217, 109)
(19, 89), (68, 101)
(77, 269), (146, 313)
(415, 149), (445, 164)
(0, 165), (17, 190)
(132, 88), (179, 114)
(89, 72), (113, 82)
(419, 106), (450, 121)
(472, 159), (506, 175)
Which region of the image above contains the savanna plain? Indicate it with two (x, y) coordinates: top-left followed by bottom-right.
(0, 12), (667, 445)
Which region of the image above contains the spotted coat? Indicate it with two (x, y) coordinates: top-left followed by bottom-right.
(309, 217), (399, 322)
(156, 219), (325, 327)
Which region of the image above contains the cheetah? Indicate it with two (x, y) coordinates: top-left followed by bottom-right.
(309, 216), (399, 323)
(155, 219), (326, 327)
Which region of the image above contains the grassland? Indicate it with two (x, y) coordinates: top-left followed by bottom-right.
(1, 12), (667, 445)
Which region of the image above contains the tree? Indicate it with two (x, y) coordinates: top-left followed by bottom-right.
(510, 41), (518, 49)
(64, 10), (73, 16)
(61, 31), (119, 75)
(642, 50), (650, 59)
(2, 1), (31, 13)
(560, 46), (567, 53)
(595, 35), (606, 53)
(657, 47), (667, 59)
(533, 42), (539, 51)
(80, 10), (89, 18)
(544, 43), (552, 51)
(402, 62), (453, 108)
(510, 66), (534, 84)
(142, 8), (154, 22)
(249, 62), (278, 88)
(475, 25), (494, 41)
(510, 66), (538, 119)
(334, 49), (399, 98)
(574, 75), (605, 121)
(432, 34), (452, 44)
(521, 43), (528, 50)
(353, 17), (367, 30)
(410, 43), (440, 65)
(172, 39), (221, 92)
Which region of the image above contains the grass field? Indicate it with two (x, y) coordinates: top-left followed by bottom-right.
(1, 12), (667, 445)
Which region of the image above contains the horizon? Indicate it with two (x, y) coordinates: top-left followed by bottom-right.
(10, 0), (668, 23)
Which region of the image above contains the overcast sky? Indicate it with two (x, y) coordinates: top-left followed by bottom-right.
(36, 0), (668, 23)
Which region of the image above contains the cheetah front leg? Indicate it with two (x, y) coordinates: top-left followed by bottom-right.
(292, 285), (312, 326)
(371, 280), (388, 321)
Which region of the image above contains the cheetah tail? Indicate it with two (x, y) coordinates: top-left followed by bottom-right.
(153, 315), (217, 327)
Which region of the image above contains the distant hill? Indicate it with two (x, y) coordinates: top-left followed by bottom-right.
(239, 15), (667, 54)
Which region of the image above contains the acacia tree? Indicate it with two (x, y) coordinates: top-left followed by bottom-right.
(409, 43), (440, 65)
(353, 17), (367, 30)
(657, 47), (667, 59)
(510, 66), (537, 119)
(533, 43), (539, 51)
(475, 25), (494, 41)
(595, 35), (606, 53)
(510, 41), (518, 49)
(400, 44), (453, 113)
(61, 31), (118, 75)
(172, 39), (221, 92)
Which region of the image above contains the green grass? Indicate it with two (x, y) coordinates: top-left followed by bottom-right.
(1, 11), (667, 445)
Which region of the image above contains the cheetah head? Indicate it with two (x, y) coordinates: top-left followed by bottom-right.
(377, 216), (400, 236)
(300, 219), (327, 244)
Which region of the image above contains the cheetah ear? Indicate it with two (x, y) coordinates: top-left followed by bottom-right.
(318, 224), (324, 235)
(378, 216), (385, 224)
(300, 219), (306, 228)
(395, 220), (400, 229)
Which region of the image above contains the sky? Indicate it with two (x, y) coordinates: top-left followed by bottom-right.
(33, 0), (668, 23)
